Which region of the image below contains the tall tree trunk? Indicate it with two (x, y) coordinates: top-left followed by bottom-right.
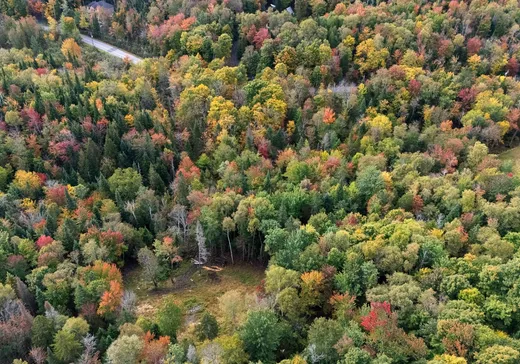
(510, 129), (519, 147)
(227, 231), (234, 264)
(250, 234), (255, 261)
(259, 237), (263, 262)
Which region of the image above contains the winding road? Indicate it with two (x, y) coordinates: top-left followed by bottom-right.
(41, 24), (143, 64)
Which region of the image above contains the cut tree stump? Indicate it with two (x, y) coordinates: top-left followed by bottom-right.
(202, 265), (223, 282)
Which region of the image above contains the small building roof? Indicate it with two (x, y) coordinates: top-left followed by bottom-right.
(87, 1), (114, 11)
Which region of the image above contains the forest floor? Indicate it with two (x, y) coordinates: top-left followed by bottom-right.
(124, 261), (264, 318)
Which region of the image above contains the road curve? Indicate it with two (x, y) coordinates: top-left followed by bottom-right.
(40, 24), (143, 64)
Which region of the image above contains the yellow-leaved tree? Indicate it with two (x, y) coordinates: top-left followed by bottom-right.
(355, 38), (389, 76)
(368, 114), (393, 142)
(61, 38), (81, 60)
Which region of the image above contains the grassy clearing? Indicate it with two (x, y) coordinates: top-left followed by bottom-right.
(499, 145), (520, 161)
(124, 261), (264, 317)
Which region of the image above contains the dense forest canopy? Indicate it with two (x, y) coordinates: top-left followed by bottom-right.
(2, 0), (520, 363)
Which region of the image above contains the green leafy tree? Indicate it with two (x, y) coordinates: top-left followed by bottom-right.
(52, 330), (83, 363)
(156, 301), (183, 339)
(196, 312), (219, 341)
(240, 310), (282, 363)
(295, 0), (308, 20)
(91, 14), (101, 37)
(0, 165), (10, 191)
(476, 345), (520, 364)
(213, 33), (233, 59)
(214, 334), (249, 364)
(343, 347), (373, 364)
(62, 317), (89, 339)
(356, 166), (385, 210)
(137, 247), (162, 288)
(106, 334), (144, 364)
(108, 168), (143, 201)
(78, 139), (101, 182)
(306, 317), (343, 363)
